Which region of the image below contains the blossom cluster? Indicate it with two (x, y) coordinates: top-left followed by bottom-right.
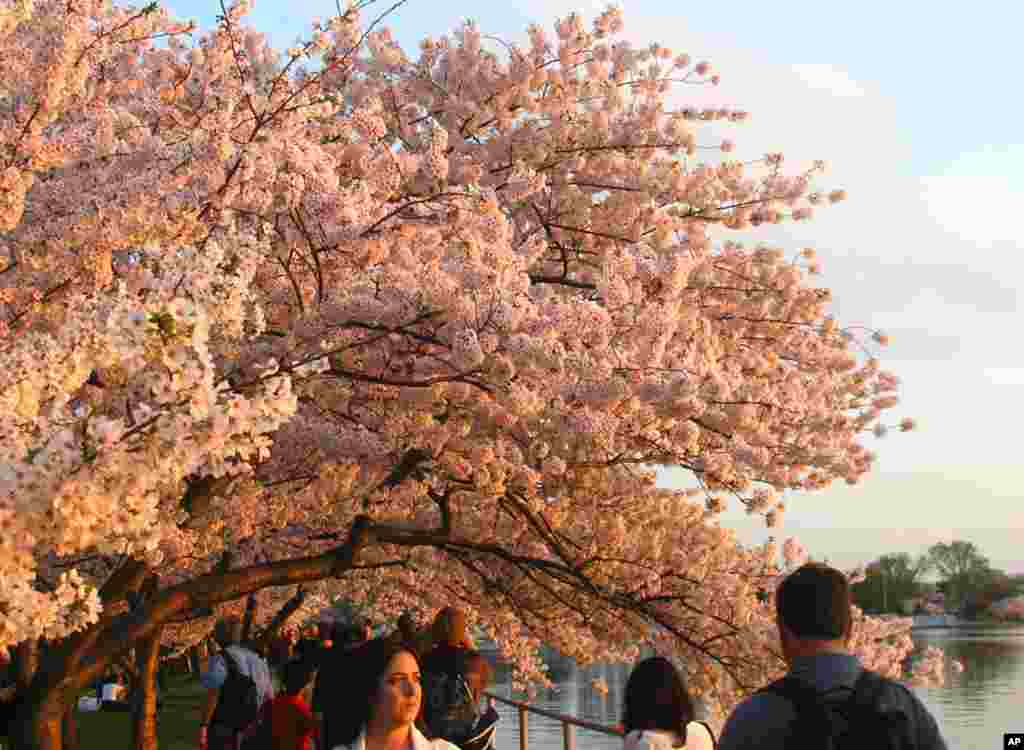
(0, 0), (923, 721)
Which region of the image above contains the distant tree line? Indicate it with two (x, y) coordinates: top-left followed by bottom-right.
(851, 541), (1024, 618)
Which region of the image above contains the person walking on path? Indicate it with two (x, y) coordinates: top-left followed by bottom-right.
(621, 656), (715, 750)
(247, 659), (320, 750)
(199, 615), (276, 750)
(330, 639), (459, 750)
(718, 562), (948, 750)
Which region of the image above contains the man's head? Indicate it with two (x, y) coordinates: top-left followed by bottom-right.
(213, 615), (243, 649)
(463, 650), (493, 700)
(397, 612), (417, 640)
(349, 617), (372, 643)
(283, 658), (314, 697)
(775, 563), (853, 663)
(318, 621), (337, 642)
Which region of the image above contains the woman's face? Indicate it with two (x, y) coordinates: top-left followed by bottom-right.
(373, 650), (422, 729)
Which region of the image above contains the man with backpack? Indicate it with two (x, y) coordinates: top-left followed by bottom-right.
(199, 615), (276, 750)
(718, 563), (948, 750)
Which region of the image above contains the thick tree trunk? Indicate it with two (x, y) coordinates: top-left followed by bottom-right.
(13, 639), (40, 690)
(9, 685), (66, 750)
(130, 627), (163, 750)
(61, 703), (78, 750)
(7, 515), (392, 750)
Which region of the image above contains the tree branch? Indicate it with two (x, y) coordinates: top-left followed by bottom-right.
(70, 515), (449, 690)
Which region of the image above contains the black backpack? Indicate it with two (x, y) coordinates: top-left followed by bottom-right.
(761, 670), (913, 750)
(209, 648), (263, 732)
(422, 670), (480, 745)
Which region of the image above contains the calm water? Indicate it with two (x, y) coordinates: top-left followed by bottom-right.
(914, 624), (1024, 750)
(488, 624), (1024, 750)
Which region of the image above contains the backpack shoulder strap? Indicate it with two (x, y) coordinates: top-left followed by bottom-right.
(222, 647), (253, 679)
(760, 676), (822, 705)
(221, 647), (239, 673)
(760, 675), (852, 742)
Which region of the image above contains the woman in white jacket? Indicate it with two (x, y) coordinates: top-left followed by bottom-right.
(621, 657), (716, 750)
(331, 640), (460, 750)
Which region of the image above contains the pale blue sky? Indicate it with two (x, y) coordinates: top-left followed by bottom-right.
(160, 0), (1023, 573)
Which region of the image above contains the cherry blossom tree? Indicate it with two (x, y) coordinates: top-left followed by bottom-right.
(0, 0), (936, 746)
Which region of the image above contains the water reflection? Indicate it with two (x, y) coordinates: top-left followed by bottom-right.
(913, 625), (1024, 749)
(489, 625), (1024, 750)
(491, 661), (628, 750)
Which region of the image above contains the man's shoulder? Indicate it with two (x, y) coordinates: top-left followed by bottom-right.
(730, 687), (798, 720)
(855, 671), (929, 713)
(226, 646), (270, 673)
(718, 690), (797, 750)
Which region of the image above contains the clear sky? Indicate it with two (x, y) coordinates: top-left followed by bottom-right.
(161, 0), (1024, 574)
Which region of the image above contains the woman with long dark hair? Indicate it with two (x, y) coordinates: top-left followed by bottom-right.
(622, 657), (715, 750)
(330, 639), (459, 750)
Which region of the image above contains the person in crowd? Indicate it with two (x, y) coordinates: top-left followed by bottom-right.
(426, 609), (474, 654)
(397, 613), (418, 643)
(421, 608), (472, 676)
(314, 622), (377, 750)
(248, 658), (320, 750)
(330, 639), (459, 750)
(392, 612), (437, 658)
(199, 615), (276, 750)
(293, 633), (320, 663)
(95, 666), (135, 713)
(460, 651), (500, 750)
(718, 563), (948, 750)
(420, 609), (480, 746)
(295, 621), (338, 711)
(621, 656), (715, 750)
(267, 635), (295, 692)
(308, 622), (341, 719)
(319, 621), (336, 647)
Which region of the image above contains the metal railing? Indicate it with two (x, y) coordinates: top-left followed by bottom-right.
(484, 691), (623, 750)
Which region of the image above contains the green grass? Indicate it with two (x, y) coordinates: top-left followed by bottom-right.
(74, 673), (207, 750)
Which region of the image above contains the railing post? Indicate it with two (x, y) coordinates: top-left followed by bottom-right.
(563, 721), (576, 750)
(519, 704), (529, 750)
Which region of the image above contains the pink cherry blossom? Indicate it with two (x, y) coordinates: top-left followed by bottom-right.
(0, 2), (933, 734)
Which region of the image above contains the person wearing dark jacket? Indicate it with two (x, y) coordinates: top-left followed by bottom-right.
(199, 616), (275, 750)
(718, 563), (948, 750)
(420, 608), (478, 744)
(420, 608), (473, 679)
(312, 622), (375, 750)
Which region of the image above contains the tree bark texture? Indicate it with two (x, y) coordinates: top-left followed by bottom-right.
(13, 639), (39, 691)
(241, 592), (258, 645)
(131, 627), (163, 750)
(258, 585), (307, 645)
(7, 515), (385, 750)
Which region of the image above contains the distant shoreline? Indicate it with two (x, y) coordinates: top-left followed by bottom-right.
(910, 615), (1023, 630)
